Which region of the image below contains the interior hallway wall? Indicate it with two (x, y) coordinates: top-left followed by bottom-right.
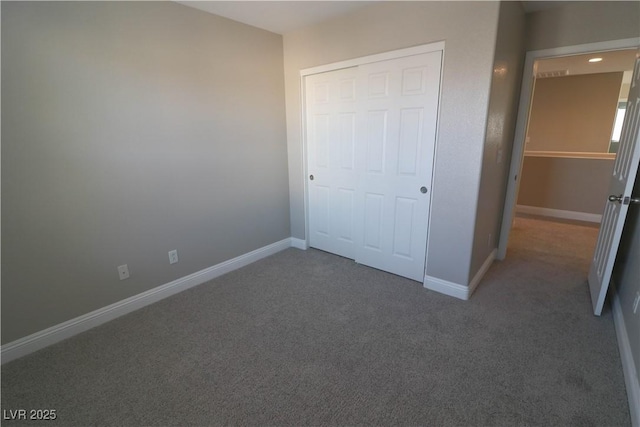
(526, 72), (623, 153)
(517, 156), (614, 215)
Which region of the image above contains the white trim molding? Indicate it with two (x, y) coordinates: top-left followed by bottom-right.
(290, 237), (308, 250)
(1, 238), (298, 364)
(469, 249), (497, 297)
(516, 205), (602, 223)
(424, 276), (469, 300)
(424, 249), (496, 300)
(612, 283), (640, 427)
(300, 41), (445, 77)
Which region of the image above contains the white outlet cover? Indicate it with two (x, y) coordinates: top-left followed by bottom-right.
(117, 264), (130, 280)
(168, 250), (178, 264)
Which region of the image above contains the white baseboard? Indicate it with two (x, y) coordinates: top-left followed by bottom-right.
(469, 249), (497, 298)
(423, 276), (468, 300)
(612, 284), (640, 427)
(423, 249), (496, 301)
(516, 205), (602, 223)
(290, 238), (308, 250)
(1, 238), (296, 364)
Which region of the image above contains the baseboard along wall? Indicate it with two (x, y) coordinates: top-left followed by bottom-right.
(424, 249), (496, 300)
(290, 238), (308, 250)
(1, 238), (300, 365)
(516, 205), (602, 223)
(612, 284), (640, 427)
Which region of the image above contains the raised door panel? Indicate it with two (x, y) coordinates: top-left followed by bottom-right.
(392, 197), (417, 260)
(338, 113), (356, 171)
(306, 68), (359, 259)
(363, 193), (384, 251)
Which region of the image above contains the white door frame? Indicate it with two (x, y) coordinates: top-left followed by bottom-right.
(299, 41), (445, 277)
(497, 37), (640, 260)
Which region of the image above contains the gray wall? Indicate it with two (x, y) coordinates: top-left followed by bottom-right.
(517, 156), (614, 215)
(527, 73), (622, 153)
(471, 1), (526, 278)
(1, 2), (289, 344)
(613, 170), (640, 387)
(526, 1), (640, 51)
(283, 1), (500, 286)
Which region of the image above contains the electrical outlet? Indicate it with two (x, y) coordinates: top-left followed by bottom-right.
(117, 264), (130, 280)
(488, 233), (492, 249)
(168, 250), (178, 265)
(633, 292), (640, 314)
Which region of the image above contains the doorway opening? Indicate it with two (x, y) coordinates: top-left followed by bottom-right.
(498, 39), (640, 314)
(516, 49), (636, 224)
(499, 40), (639, 258)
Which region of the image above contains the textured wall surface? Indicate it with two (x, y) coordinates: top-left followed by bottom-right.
(526, 1), (640, 51)
(471, 0), (526, 280)
(1, 2), (289, 343)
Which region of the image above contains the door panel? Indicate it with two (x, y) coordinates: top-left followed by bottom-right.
(363, 193), (384, 251)
(314, 185), (330, 236)
(365, 111), (388, 173)
(306, 67), (359, 259)
(588, 53), (640, 315)
(398, 108), (423, 176)
(392, 197), (417, 259)
(338, 113), (356, 170)
(355, 52), (442, 282)
(313, 114), (329, 167)
(336, 188), (355, 243)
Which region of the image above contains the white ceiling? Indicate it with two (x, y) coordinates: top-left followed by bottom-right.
(175, 1), (375, 34)
(176, 1), (576, 35)
(174, 1), (613, 37)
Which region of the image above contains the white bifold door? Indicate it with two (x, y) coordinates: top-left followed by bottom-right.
(306, 52), (442, 282)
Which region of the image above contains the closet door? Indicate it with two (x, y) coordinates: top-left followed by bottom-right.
(305, 51), (442, 282)
(306, 67), (359, 259)
(355, 52), (442, 281)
